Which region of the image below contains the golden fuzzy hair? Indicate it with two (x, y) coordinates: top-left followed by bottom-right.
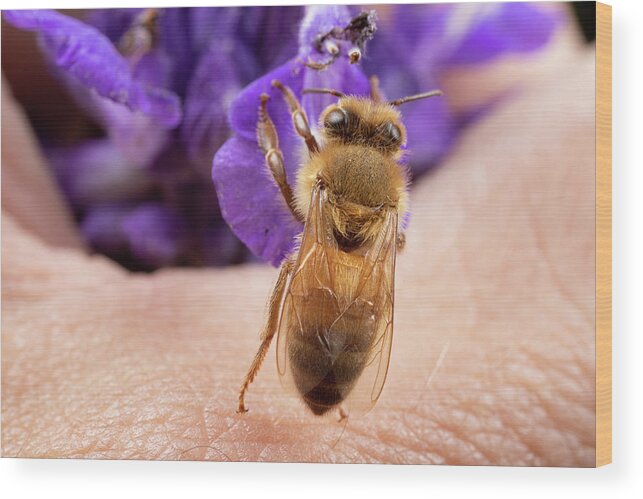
(297, 150), (407, 241)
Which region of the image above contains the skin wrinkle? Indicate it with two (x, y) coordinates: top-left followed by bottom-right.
(1, 47), (596, 464)
(393, 415), (446, 464)
(520, 348), (595, 443)
(189, 411), (242, 461)
(523, 165), (595, 328)
(512, 352), (593, 463)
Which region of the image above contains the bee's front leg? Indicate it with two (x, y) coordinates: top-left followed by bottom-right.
(238, 258), (293, 413)
(271, 79), (319, 156)
(257, 94), (304, 224)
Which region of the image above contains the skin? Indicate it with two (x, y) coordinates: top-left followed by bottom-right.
(1, 42), (596, 464)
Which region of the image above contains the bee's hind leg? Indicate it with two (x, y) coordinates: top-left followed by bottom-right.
(257, 94), (304, 223)
(238, 258), (293, 413)
(271, 80), (320, 156)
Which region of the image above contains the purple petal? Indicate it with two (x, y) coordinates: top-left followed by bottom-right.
(241, 7), (304, 73)
(150, 144), (222, 218)
(37, 10), (176, 166)
(218, 7), (378, 266)
(381, 72), (456, 175)
(297, 6), (374, 122)
(365, 5), (450, 78)
(84, 8), (140, 43)
(188, 7), (242, 55)
(298, 5), (353, 58)
(367, 3), (561, 81)
(402, 98), (457, 176)
(386, 4), (450, 54)
(156, 8), (195, 96)
(301, 56), (370, 126)
(92, 96), (171, 167)
(81, 203), (131, 255)
(229, 60), (303, 141)
(157, 7), (244, 96)
(228, 5), (374, 155)
(363, 2), (561, 174)
(443, 3), (562, 66)
(298, 6), (376, 66)
(228, 57), (370, 178)
(228, 59), (305, 174)
(47, 139), (155, 209)
(132, 49), (174, 89)
(3, 9), (181, 127)
(212, 136), (302, 267)
(181, 37), (241, 165)
(38, 65), (167, 168)
(122, 203), (185, 267)
(199, 225), (248, 267)
(370, 3), (561, 73)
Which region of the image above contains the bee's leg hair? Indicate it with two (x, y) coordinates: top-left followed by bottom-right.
(271, 80), (320, 155)
(238, 258), (293, 413)
(257, 94), (304, 223)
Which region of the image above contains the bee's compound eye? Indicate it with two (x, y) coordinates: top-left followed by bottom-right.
(386, 122), (402, 144)
(325, 108), (348, 129)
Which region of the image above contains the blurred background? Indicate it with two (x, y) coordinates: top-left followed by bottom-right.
(1, 3), (596, 272)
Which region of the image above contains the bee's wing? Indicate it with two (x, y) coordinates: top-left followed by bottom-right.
(343, 206), (398, 414)
(276, 181), (398, 414)
(276, 182), (338, 381)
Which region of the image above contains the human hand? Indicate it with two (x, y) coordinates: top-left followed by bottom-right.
(1, 43), (595, 465)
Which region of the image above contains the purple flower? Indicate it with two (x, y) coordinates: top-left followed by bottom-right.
(5, 5), (562, 270)
(363, 2), (563, 174)
(213, 6), (375, 266)
(3, 9), (181, 128)
(81, 202), (187, 269)
(4, 7), (304, 270)
(47, 139), (154, 207)
(212, 3), (562, 267)
(121, 203), (186, 268)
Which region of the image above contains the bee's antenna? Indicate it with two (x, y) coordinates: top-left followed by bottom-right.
(302, 88), (346, 98)
(389, 89), (443, 106)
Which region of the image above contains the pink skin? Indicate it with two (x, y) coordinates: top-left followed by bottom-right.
(1, 30), (596, 464)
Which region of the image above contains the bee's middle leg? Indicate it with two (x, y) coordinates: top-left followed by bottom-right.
(238, 258), (293, 413)
(257, 94), (304, 223)
(271, 80), (319, 155)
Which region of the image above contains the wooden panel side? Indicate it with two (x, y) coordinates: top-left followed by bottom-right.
(595, 1), (612, 467)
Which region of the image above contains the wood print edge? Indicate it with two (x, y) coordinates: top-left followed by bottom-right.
(595, 0), (612, 467)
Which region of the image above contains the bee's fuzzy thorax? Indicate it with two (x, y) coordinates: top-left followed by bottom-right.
(294, 144), (409, 245)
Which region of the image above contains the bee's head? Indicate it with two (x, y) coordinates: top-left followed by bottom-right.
(305, 85), (442, 157)
(319, 98), (406, 155)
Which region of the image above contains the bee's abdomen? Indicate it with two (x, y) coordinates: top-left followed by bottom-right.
(299, 372), (346, 416)
(288, 307), (374, 415)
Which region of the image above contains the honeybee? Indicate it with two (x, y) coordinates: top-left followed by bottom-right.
(238, 76), (442, 418)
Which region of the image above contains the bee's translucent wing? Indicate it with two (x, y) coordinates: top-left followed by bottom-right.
(342, 206), (397, 414)
(276, 182), (337, 381)
(276, 181), (398, 415)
